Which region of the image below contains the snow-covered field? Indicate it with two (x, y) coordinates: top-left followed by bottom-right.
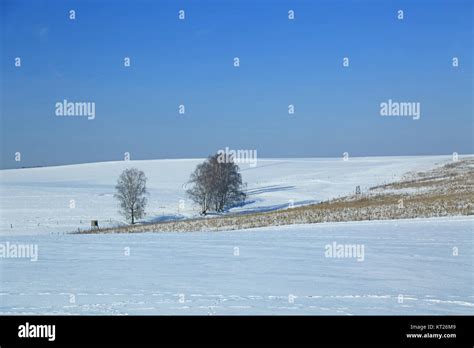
(0, 155), (457, 236)
(0, 155), (472, 315)
(0, 217), (472, 315)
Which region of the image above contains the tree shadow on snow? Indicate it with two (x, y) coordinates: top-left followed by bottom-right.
(245, 185), (296, 195)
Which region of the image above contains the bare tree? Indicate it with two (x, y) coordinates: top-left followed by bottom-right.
(187, 154), (246, 215)
(186, 160), (213, 214)
(114, 168), (148, 224)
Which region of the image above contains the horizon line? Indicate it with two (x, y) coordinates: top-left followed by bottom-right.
(2, 153), (472, 171)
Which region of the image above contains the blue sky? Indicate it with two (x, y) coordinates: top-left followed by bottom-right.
(1, 0), (472, 168)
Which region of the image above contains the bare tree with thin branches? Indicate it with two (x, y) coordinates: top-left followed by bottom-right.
(187, 154), (246, 215)
(114, 168), (148, 224)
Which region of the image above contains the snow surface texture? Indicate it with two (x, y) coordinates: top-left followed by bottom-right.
(0, 155), (457, 236)
(0, 156), (472, 315)
(0, 217), (472, 315)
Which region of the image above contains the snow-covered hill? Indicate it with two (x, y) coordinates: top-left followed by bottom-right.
(1, 155), (472, 315)
(0, 217), (472, 314)
(0, 155), (457, 235)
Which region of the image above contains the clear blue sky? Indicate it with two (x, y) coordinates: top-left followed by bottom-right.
(1, 0), (472, 169)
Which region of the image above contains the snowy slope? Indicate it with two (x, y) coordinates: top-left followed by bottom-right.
(0, 155), (457, 236)
(0, 217), (472, 315)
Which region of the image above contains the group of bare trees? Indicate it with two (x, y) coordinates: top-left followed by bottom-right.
(114, 153), (246, 224)
(186, 153), (246, 215)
